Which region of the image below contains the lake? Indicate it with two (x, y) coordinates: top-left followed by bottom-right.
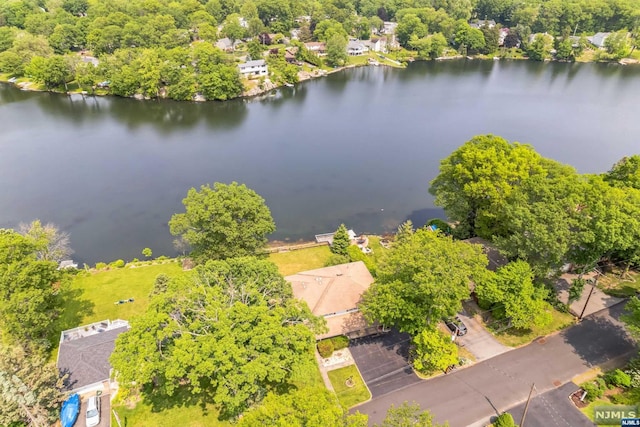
(1, 59), (639, 265)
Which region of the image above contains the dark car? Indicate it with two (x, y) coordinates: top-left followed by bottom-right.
(445, 317), (468, 336)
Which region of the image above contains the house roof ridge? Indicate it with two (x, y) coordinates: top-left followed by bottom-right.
(311, 276), (335, 315)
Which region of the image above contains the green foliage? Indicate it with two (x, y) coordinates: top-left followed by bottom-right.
(239, 387), (366, 426)
(555, 37), (575, 61)
(581, 378), (606, 402)
(317, 339), (335, 358)
(374, 402), (448, 427)
(18, 219), (73, 263)
(606, 155), (640, 189)
(142, 247), (153, 258)
(110, 257), (324, 417)
(362, 229), (488, 334)
(331, 335), (350, 350)
(331, 224), (351, 256)
(600, 30), (632, 60)
(326, 33), (348, 67)
(527, 33), (553, 61)
(604, 369), (631, 388)
(347, 245), (377, 276)
(95, 262), (107, 270)
(169, 182), (275, 263)
(454, 21), (486, 54)
(476, 261), (552, 330)
(0, 229), (61, 345)
(622, 297), (640, 340)
(569, 278), (585, 303)
(110, 259), (125, 268)
(325, 254), (351, 267)
(412, 328), (458, 373)
(493, 412), (515, 427)
(0, 343), (65, 427)
(266, 51), (299, 84)
(397, 14), (427, 47)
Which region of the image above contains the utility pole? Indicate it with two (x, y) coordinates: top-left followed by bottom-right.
(520, 383), (536, 427)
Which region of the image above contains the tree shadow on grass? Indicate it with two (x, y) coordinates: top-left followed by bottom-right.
(48, 283), (95, 349)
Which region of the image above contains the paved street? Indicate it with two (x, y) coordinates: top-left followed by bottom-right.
(354, 304), (636, 426)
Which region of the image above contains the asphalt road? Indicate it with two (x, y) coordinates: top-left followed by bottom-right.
(355, 304), (636, 427)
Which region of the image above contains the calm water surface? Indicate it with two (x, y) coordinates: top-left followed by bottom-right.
(1, 60), (639, 264)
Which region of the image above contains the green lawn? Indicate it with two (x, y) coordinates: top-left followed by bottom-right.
(112, 389), (231, 427)
(327, 365), (371, 409)
(269, 245), (333, 276)
(490, 307), (575, 347)
(579, 398), (618, 426)
(57, 262), (184, 329)
(598, 270), (639, 297)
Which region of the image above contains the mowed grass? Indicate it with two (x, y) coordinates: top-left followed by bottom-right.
(491, 307), (575, 347)
(60, 262), (184, 327)
(327, 365), (371, 409)
(578, 398), (617, 426)
(269, 245), (333, 276)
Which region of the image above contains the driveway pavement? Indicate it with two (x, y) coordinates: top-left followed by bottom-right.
(74, 393), (109, 427)
(504, 383), (595, 427)
(349, 330), (421, 398)
(456, 311), (511, 361)
(354, 303), (635, 426)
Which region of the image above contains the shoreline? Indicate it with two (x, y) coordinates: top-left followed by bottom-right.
(1, 54), (638, 102)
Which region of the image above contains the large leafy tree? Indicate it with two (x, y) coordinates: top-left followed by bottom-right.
(361, 229), (488, 335)
(0, 343), (65, 427)
(0, 229), (60, 345)
(239, 387), (368, 426)
(169, 182), (276, 263)
(605, 155), (640, 189)
(412, 328), (458, 374)
(475, 261), (551, 330)
(429, 134), (546, 239)
(110, 257), (323, 417)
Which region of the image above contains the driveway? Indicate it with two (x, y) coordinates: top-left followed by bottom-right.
(456, 311), (511, 361)
(74, 393), (109, 427)
(354, 303), (635, 426)
(349, 330), (421, 398)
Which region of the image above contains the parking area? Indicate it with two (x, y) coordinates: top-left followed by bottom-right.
(349, 330), (421, 398)
(456, 311), (511, 361)
(74, 394), (110, 427)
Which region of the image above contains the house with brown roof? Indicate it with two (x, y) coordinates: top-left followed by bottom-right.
(304, 42), (327, 56)
(287, 261), (376, 340)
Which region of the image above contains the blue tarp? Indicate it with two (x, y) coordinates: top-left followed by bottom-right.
(61, 393), (80, 427)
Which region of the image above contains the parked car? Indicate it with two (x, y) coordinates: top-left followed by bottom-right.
(444, 317), (468, 336)
(85, 395), (100, 427)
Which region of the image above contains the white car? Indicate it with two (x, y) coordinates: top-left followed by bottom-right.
(85, 395), (100, 427)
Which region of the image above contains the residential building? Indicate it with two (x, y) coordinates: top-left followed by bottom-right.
(287, 261), (378, 339)
(215, 37), (241, 51)
(347, 39), (368, 56)
(588, 32), (611, 49)
(57, 319), (130, 395)
(304, 41), (327, 56)
(470, 19), (496, 29)
(366, 37), (387, 52)
(238, 59), (268, 77)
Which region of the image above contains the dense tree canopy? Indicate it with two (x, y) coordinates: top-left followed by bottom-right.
(110, 257), (323, 417)
(374, 402), (449, 427)
(361, 228), (488, 335)
(18, 219), (74, 263)
(169, 182), (275, 263)
(0, 229), (61, 345)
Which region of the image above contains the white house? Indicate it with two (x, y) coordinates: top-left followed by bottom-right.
(347, 39), (368, 56)
(470, 19), (496, 29)
(366, 37), (387, 52)
(382, 21), (397, 35)
(238, 59), (268, 77)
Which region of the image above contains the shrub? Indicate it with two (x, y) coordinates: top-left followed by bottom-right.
(493, 412), (515, 427)
(605, 369), (631, 388)
(111, 259), (125, 268)
(317, 340), (334, 358)
(324, 254), (350, 267)
(95, 262), (107, 270)
(331, 335), (349, 350)
(582, 378), (606, 402)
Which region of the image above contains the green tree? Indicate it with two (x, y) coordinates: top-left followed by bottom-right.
(527, 33), (553, 61)
(239, 387), (368, 426)
(480, 25), (500, 54)
(314, 19), (348, 42)
(429, 135), (546, 239)
(325, 33), (348, 67)
(361, 229), (488, 334)
(554, 37), (575, 60)
(602, 29), (632, 60)
(221, 13), (245, 47)
(331, 223), (350, 256)
(0, 229), (60, 345)
(412, 328), (458, 373)
(247, 39), (264, 60)
(374, 402), (448, 427)
(110, 257), (322, 417)
(493, 412), (516, 427)
(395, 220), (414, 244)
(142, 247), (152, 258)
(0, 27), (16, 52)
(396, 14), (427, 47)
(622, 297), (640, 340)
(169, 182), (275, 262)
(0, 343), (65, 427)
(454, 21), (486, 54)
(605, 155), (640, 189)
(475, 261), (551, 330)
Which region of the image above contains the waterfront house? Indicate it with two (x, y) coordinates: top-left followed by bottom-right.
(216, 37), (241, 51)
(238, 59), (268, 77)
(366, 37), (387, 52)
(470, 19), (496, 29)
(381, 21), (397, 35)
(287, 261), (378, 339)
(57, 319), (130, 395)
(588, 32), (611, 49)
(347, 39), (368, 56)
(304, 41), (327, 56)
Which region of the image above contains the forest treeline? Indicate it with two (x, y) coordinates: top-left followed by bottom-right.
(0, 0), (638, 100)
